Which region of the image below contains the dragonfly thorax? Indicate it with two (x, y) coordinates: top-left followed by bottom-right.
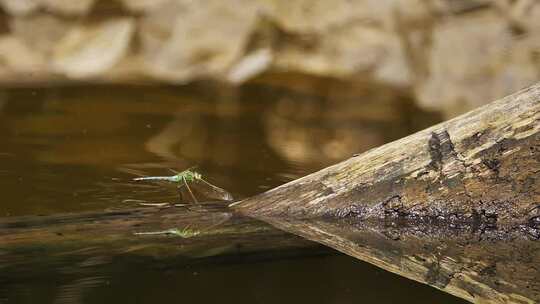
(172, 170), (202, 183)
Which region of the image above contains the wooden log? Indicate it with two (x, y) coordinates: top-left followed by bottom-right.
(233, 82), (540, 224)
(232, 83), (540, 303)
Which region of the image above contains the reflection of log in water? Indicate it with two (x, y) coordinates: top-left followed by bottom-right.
(258, 217), (539, 303)
(0, 204), (325, 303)
(0, 204), (321, 274)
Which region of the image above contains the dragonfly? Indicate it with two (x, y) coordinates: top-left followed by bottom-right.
(132, 167), (234, 203)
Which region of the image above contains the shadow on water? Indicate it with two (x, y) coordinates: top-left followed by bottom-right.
(0, 82), (471, 304)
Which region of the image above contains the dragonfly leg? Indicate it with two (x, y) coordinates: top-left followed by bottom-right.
(168, 168), (179, 174)
(183, 176), (198, 203)
(176, 183), (191, 205)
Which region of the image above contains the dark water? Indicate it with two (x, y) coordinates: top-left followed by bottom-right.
(0, 83), (466, 303)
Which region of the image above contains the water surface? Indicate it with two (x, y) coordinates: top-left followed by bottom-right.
(0, 83), (465, 303)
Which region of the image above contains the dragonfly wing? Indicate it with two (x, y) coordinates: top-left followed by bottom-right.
(192, 179), (234, 201)
(177, 183), (194, 203)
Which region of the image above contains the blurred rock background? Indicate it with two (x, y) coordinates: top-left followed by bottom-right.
(0, 0), (538, 118)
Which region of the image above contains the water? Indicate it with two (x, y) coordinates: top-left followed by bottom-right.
(2, 254), (461, 304)
(0, 83), (466, 303)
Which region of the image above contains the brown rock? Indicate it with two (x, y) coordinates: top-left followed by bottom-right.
(52, 18), (135, 78)
(139, 0), (259, 82)
(0, 0), (38, 15)
(39, 0), (95, 15)
(0, 36), (46, 72)
(119, 0), (169, 12)
(10, 15), (71, 55)
(0, 0), (538, 119)
(0, 0), (94, 16)
(415, 10), (540, 117)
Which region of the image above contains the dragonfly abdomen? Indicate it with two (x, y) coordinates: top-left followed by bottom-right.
(133, 176), (176, 182)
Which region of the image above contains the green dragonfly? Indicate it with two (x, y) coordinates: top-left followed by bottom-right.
(133, 167), (233, 203)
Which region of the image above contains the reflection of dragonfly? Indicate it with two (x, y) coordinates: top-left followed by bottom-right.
(133, 167), (233, 203)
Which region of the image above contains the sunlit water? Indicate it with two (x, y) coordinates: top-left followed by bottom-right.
(0, 84), (466, 303)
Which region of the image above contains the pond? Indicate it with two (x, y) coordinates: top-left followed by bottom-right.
(0, 83), (466, 303)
